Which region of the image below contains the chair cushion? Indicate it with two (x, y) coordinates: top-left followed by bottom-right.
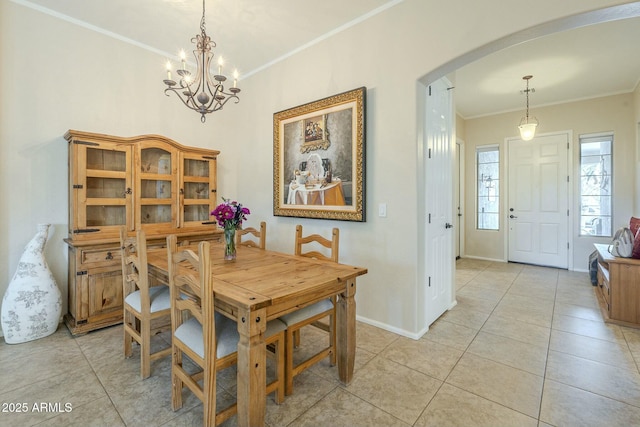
(124, 285), (171, 313)
(279, 298), (333, 327)
(175, 314), (286, 359)
(266, 318), (287, 336)
(175, 313), (238, 359)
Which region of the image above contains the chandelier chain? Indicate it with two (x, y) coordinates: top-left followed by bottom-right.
(525, 78), (530, 119)
(200, 0), (206, 36)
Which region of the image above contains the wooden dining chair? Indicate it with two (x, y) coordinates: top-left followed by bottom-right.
(167, 235), (286, 426)
(120, 227), (172, 379)
(235, 221), (266, 249)
(280, 225), (339, 395)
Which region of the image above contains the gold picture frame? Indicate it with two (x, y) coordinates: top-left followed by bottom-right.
(274, 87), (366, 221)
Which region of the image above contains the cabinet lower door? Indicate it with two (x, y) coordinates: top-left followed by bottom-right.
(87, 268), (123, 321)
(67, 267), (123, 334)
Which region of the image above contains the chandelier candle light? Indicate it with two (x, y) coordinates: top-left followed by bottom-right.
(518, 75), (538, 141)
(163, 0), (240, 122)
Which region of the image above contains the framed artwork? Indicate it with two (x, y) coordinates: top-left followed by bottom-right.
(273, 87), (366, 221)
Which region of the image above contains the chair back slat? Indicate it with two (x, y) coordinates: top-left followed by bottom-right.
(168, 234), (221, 423)
(236, 221), (267, 249)
(284, 224), (340, 396)
(295, 225), (339, 263)
(167, 235), (214, 360)
(119, 226), (172, 379)
(167, 235), (286, 422)
(120, 227), (151, 313)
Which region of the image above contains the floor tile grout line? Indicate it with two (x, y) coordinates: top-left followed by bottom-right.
(284, 381), (340, 427)
(542, 374), (640, 410)
(410, 379), (450, 427)
(333, 386), (412, 427)
(444, 261), (556, 423)
(432, 382), (541, 424)
(45, 332), (129, 427)
(511, 267), (640, 419)
(618, 327), (640, 375)
(537, 268), (560, 425)
(435, 262), (528, 402)
(75, 334), (130, 427)
(451, 259), (548, 420)
(475, 328), (550, 354)
(546, 339), (640, 374)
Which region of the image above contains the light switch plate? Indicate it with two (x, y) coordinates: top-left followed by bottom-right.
(378, 203), (387, 217)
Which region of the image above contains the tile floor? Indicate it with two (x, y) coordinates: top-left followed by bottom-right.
(2, 259), (640, 426)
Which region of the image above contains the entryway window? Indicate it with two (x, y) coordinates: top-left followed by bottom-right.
(476, 145), (500, 230)
(579, 134), (612, 237)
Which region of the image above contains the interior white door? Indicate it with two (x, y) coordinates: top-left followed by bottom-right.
(425, 78), (454, 326)
(507, 133), (569, 268)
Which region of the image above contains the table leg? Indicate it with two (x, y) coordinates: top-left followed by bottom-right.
(337, 278), (356, 384)
(236, 307), (267, 427)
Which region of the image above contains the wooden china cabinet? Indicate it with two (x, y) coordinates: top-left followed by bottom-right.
(64, 130), (222, 335)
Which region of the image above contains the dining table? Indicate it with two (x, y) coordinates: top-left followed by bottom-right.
(146, 239), (368, 427)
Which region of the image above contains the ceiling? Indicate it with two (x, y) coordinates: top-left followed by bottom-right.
(455, 16), (640, 119)
(16, 0), (640, 119)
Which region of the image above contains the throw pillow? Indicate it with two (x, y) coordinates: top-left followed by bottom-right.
(628, 217), (640, 258)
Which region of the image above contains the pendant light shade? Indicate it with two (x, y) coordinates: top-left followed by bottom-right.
(518, 75), (538, 141)
(518, 121), (538, 141)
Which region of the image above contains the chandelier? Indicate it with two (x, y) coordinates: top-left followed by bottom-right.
(163, 0), (240, 123)
(518, 75), (538, 141)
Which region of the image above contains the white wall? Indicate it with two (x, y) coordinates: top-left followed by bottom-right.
(1, 0), (630, 338)
(0, 1), (238, 325)
(463, 94), (636, 269)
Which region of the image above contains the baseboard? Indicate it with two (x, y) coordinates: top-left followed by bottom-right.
(355, 315), (424, 340)
(460, 255), (506, 263)
(356, 304), (460, 341)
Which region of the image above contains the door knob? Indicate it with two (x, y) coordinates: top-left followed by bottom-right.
(509, 215), (518, 219)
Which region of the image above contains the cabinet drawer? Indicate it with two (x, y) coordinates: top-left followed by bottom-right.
(600, 278), (610, 306)
(597, 264), (610, 306)
(81, 247), (122, 266)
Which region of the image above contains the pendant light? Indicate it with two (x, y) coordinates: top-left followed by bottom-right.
(518, 75), (538, 141)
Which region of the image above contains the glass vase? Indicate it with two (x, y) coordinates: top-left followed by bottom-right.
(224, 227), (237, 261)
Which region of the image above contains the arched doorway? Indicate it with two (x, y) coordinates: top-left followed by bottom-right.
(415, 2), (640, 333)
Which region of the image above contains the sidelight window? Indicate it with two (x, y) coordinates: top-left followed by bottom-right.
(579, 134), (612, 237)
(476, 145), (500, 230)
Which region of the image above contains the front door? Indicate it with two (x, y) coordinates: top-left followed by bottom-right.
(507, 133), (569, 268)
(424, 77), (454, 326)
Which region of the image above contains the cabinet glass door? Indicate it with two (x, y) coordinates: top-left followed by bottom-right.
(138, 146), (177, 232)
(73, 143), (132, 239)
(181, 153), (217, 228)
